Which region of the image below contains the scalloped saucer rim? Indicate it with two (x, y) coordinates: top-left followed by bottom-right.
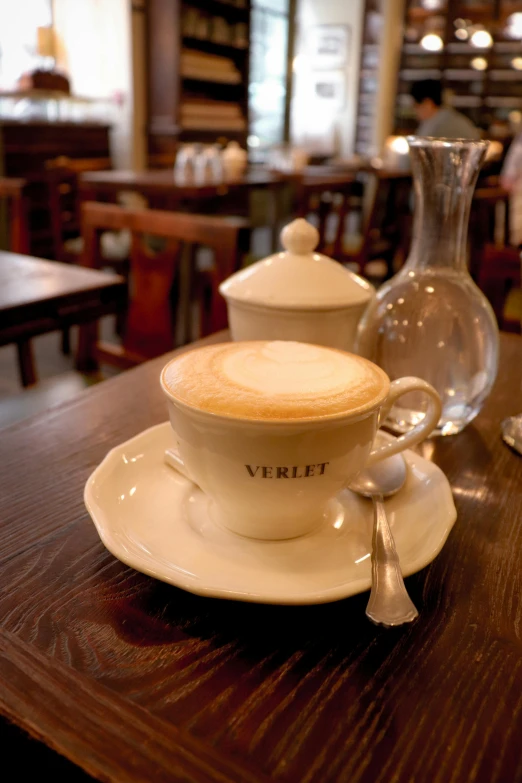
(84, 422), (457, 605)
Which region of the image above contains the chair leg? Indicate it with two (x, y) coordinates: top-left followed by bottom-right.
(115, 310), (126, 337)
(61, 328), (71, 355)
(16, 340), (36, 387)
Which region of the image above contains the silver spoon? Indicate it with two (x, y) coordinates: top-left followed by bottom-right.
(349, 454), (419, 627)
(501, 415), (522, 456)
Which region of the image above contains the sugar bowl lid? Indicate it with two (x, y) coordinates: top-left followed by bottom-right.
(219, 218), (373, 310)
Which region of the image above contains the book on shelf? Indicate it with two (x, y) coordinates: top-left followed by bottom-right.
(181, 49), (242, 83)
(181, 99), (243, 117)
(181, 69), (241, 83)
(181, 50), (238, 71)
(181, 117), (247, 130)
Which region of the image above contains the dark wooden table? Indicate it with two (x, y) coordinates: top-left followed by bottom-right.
(80, 168), (286, 201)
(80, 168), (291, 253)
(0, 332), (521, 782)
(0, 251), (125, 385)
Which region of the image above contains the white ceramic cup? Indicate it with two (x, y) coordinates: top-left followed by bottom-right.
(160, 362), (441, 541)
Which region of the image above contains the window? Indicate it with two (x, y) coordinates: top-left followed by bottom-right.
(249, 0), (291, 152)
(0, 0), (52, 88)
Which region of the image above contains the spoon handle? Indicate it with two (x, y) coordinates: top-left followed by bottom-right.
(366, 496), (419, 627)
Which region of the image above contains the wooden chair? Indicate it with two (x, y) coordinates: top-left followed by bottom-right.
(148, 152), (177, 169)
(45, 157), (127, 354)
(357, 172), (412, 277)
(478, 244), (521, 333)
(77, 202), (250, 370)
(45, 156), (113, 265)
(297, 174), (362, 254)
(0, 177), (30, 255)
(296, 172), (412, 279)
(0, 178), (36, 385)
(469, 185), (511, 280)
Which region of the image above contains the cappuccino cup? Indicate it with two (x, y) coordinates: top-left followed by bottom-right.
(160, 341), (441, 540)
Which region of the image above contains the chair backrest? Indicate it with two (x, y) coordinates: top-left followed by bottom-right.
(45, 157), (112, 262)
(148, 152), (177, 169)
(361, 171), (413, 260)
(469, 186), (511, 280)
(297, 171), (413, 276)
(0, 177), (30, 254)
(472, 185), (510, 242)
(478, 244), (521, 333)
(81, 201), (250, 366)
(297, 174), (363, 258)
(46, 156), (112, 174)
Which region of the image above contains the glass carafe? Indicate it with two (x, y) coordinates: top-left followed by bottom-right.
(356, 137), (499, 436)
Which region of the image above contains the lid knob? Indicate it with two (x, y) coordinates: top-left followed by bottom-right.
(281, 218), (319, 255)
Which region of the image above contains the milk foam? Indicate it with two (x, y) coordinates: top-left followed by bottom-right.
(163, 341), (389, 420)
(222, 341), (368, 397)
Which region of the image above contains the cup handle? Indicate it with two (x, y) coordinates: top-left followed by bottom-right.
(366, 377), (442, 466)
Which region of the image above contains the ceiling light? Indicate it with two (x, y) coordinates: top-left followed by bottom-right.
(511, 57), (522, 70)
(506, 13), (522, 39)
(454, 18), (466, 28)
(470, 29), (493, 48)
(455, 28), (469, 40)
(420, 33), (444, 52)
(471, 57), (488, 71)
(421, 0), (444, 9)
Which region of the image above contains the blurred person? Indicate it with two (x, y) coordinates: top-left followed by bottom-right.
(500, 131), (522, 244)
(411, 79), (480, 140)
(500, 132), (522, 192)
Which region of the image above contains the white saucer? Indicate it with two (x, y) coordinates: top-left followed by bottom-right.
(84, 422), (457, 605)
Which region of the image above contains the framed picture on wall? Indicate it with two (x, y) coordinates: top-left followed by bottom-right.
(311, 71), (346, 111)
(309, 25), (350, 70)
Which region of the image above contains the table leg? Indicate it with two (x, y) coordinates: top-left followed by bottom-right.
(270, 186), (279, 253)
(61, 328), (71, 355)
(175, 245), (194, 345)
(76, 322), (99, 372)
(269, 183), (290, 252)
(16, 340), (36, 387)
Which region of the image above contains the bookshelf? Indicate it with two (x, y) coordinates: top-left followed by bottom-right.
(394, 0), (522, 134)
(147, 0), (250, 161)
(354, 0), (386, 156)
(354, 0), (404, 157)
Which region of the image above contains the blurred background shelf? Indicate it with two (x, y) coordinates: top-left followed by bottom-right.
(395, 0), (522, 134)
(181, 36), (248, 55)
(182, 0), (249, 22)
(147, 0), (250, 161)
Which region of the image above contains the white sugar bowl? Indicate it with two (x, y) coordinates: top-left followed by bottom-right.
(219, 218), (375, 352)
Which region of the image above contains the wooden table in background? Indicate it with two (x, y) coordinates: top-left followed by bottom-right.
(79, 166), (407, 204)
(80, 169), (291, 252)
(0, 332), (521, 781)
(0, 252), (125, 385)
(80, 168), (287, 200)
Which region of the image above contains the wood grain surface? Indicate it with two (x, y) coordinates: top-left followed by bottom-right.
(79, 168), (285, 201)
(0, 252), (125, 342)
(0, 332), (521, 783)
(0, 252), (124, 309)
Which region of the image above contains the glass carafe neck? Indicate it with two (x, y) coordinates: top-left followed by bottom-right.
(407, 137), (489, 272)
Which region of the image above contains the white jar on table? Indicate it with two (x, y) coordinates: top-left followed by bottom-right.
(219, 218), (375, 353)
(222, 141), (247, 179)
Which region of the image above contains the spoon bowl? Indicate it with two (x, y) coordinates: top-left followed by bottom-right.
(349, 452), (407, 498)
(501, 415), (522, 456)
